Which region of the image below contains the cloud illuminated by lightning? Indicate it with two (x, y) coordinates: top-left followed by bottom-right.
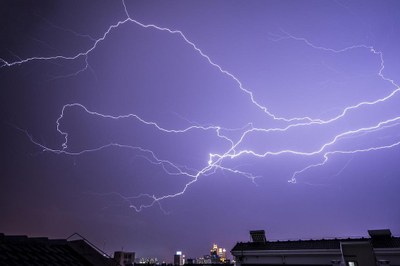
(2, 0), (400, 211)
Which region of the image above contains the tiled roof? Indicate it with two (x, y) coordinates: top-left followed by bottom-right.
(231, 237), (400, 251)
(0, 233), (116, 266)
(371, 237), (400, 249)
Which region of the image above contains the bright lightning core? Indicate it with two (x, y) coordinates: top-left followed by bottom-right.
(1, 0), (400, 212)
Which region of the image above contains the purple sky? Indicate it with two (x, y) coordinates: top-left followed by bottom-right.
(1, 0), (400, 262)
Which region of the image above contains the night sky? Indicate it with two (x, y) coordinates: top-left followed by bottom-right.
(1, 0), (400, 262)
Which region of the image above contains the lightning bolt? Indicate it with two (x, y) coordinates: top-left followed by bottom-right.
(2, 0), (399, 211)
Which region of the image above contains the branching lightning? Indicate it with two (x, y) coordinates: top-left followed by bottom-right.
(2, 0), (400, 211)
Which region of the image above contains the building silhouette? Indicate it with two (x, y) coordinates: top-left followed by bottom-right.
(231, 229), (400, 266)
(0, 232), (118, 265)
(114, 251), (135, 266)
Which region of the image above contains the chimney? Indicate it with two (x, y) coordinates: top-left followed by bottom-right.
(250, 230), (266, 244)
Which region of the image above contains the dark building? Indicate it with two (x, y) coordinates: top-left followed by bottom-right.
(231, 229), (400, 266)
(114, 251), (135, 266)
(0, 233), (118, 266)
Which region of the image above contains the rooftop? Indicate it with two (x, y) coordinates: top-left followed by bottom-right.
(232, 229), (400, 252)
(0, 233), (117, 266)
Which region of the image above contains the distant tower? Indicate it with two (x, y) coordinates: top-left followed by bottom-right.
(210, 244), (218, 255)
(174, 251), (185, 266)
(210, 244), (218, 263)
(218, 247), (227, 262)
(210, 243), (227, 263)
